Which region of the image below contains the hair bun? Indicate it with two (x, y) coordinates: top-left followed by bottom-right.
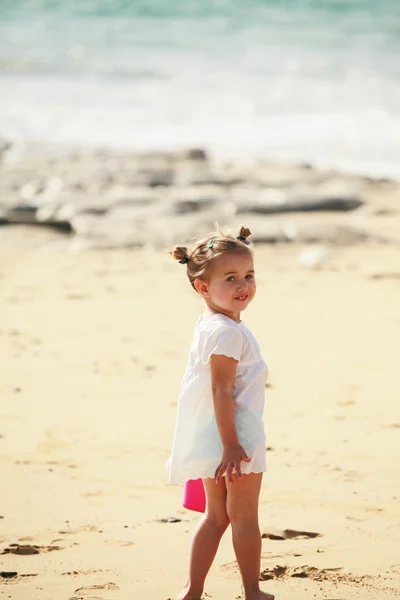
(170, 245), (190, 263)
(238, 226), (251, 239)
(237, 226), (251, 244)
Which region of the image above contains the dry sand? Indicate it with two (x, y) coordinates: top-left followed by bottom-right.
(1, 226), (399, 600)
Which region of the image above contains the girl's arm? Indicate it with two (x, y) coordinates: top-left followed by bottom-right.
(210, 354), (251, 484)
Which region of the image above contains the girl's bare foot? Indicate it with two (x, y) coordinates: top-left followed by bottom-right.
(177, 585), (203, 600)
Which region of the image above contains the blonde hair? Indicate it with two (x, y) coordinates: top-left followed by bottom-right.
(169, 226), (253, 288)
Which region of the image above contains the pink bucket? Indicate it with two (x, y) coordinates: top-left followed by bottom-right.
(183, 478), (206, 513)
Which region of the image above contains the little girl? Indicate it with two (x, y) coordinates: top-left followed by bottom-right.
(167, 227), (274, 600)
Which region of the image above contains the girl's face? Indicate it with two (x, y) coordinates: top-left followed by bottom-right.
(195, 251), (256, 322)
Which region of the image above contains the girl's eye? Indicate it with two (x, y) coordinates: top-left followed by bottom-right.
(245, 274), (254, 279)
(227, 276), (235, 282)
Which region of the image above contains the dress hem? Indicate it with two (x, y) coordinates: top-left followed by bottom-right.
(168, 465), (267, 485)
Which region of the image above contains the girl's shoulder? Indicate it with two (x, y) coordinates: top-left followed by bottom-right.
(197, 314), (262, 355)
(193, 313), (244, 365)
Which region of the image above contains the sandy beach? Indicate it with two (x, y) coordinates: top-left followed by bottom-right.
(1, 206), (399, 598)
(2, 1), (400, 596)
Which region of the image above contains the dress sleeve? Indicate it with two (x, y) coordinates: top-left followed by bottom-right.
(201, 325), (243, 366)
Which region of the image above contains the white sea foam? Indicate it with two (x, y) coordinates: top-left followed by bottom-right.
(1, 1), (399, 177)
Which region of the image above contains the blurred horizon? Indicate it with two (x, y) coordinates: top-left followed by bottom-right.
(1, 0), (400, 176)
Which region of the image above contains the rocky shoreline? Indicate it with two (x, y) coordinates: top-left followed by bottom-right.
(1, 139), (399, 250)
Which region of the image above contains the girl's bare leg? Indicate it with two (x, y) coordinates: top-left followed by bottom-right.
(178, 478), (230, 600)
(226, 473), (275, 600)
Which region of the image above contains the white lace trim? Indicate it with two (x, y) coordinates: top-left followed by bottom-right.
(168, 463), (267, 485)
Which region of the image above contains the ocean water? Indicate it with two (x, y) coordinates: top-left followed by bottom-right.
(1, 0), (400, 176)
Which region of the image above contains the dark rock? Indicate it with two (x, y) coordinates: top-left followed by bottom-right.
(0, 206), (8, 225)
(237, 197), (364, 215)
(71, 181), (88, 191)
(2, 544), (39, 555)
(10, 202), (73, 233)
(1, 148), (398, 249)
(170, 197), (217, 215)
(78, 206), (109, 216)
(45, 220), (73, 233)
(184, 148), (208, 161)
(3, 204), (37, 224)
(3, 200), (74, 233)
(101, 168), (173, 188)
(2, 543), (61, 555)
(146, 170), (174, 187)
(0, 136), (11, 159)
(0, 571), (18, 579)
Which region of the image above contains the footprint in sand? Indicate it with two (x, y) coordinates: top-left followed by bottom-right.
(81, 490), (115, 505)
(259, 564), (367, 585)
(262, 528), (322, 541)
(104, 539), (135, 547)
(15, 459), (77, 471)
(0, 572), (18, 579)
(58, 524), (99, 535)
(0, 572), (38, 582)
(327, 466), (364, 483)
(2, 543), (62, 555)
(70, 582), (119, 600)
(62, 569), (108, 577)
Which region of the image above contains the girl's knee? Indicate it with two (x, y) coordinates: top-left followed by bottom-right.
(226, 492), (260, 523)
(227, 506), (258, 525)
(205, 509), (230, 531)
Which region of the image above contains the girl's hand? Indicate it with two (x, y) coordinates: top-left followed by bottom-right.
(214, 444), (251, 484)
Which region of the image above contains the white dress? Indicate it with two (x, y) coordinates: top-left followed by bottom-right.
(167, 313), (268, 484)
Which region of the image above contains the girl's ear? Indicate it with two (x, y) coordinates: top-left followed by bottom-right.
(193, 278), (210, 297)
